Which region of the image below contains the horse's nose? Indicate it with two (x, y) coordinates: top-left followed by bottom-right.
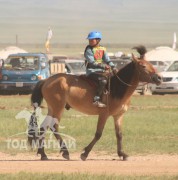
(152, 74), (162, 85)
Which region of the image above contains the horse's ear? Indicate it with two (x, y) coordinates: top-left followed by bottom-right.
(131, 53), (139, 63)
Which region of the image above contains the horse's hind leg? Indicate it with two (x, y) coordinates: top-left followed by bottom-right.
(37, 115), (53, 160)
(48, 99), (70, 160)
(49, 117), (70, 160)
(37, 106), (70, 160)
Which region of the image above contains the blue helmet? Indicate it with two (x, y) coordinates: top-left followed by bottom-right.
(87, 31), (102, 40)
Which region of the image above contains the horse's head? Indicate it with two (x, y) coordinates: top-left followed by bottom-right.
(132, 46), (162, 85)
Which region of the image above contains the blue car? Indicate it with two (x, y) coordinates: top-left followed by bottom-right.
(0, 53), (50, 93)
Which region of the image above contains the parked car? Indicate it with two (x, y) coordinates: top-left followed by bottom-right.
(52, 55), (68, 61)
(64, 58), (131, 75)
(65, 59), (86, 75)
(0, 53), (50, 93)
(50, 58), (86, 75)
(150, 61), (178, 94)
(111, 58), (131, 70)
(149, 60), (171, 72)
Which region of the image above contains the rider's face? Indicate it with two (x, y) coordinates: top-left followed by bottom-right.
(89, 38), (100, 47)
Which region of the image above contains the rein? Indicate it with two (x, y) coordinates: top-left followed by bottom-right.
(114, 63), (140, 87)
(115, 74), (133, 87)
(115, 73), (150, 87)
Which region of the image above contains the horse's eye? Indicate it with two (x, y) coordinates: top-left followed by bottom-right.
(140, 63), (146, 69)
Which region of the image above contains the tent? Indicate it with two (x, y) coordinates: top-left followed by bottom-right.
(0, 46), (27, 60)
(145, 46), (178, 61)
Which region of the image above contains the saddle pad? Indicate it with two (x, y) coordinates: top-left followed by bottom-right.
(79, 75), (97, 88)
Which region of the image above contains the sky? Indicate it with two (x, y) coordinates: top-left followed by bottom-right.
(0, 0), (178, 45)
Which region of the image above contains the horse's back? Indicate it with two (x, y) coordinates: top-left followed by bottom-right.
(43, 73), (95, 92)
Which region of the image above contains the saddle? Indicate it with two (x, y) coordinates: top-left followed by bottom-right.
(79, 70), (112, 88)
(79, 75), (97, 88)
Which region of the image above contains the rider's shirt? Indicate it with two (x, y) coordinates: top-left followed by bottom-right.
(92, 46), (106, 64)
(84, 45), (115, 76)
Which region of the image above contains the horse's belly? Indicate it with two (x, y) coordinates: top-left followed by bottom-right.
(67, 90), (100, 115)
(67, 97), (99, 115)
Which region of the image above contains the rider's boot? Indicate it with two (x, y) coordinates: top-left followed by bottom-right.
(93, 96), (106, 108)
(93, 79), (107, 108)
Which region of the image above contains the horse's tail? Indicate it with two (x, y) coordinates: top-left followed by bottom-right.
(31, 80), (45, 109)
(28, 80), (45, 148)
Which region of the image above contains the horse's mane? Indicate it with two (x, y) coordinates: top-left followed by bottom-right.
(132, 45), (147, 59)
(110, 62), (135, 99)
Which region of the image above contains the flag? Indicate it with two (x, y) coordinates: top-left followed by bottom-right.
(45, 27), (53, 53)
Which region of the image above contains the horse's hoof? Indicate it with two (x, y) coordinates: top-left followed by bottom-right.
(60, 149), (70, 160)
(118, 152), (128, 161)
(41, 156), (48, 160)
(123, 155), (128, 161)
(62, 153), (70, 160)
(80, 153), (87, 161)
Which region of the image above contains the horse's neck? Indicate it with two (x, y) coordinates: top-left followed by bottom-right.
(124, 73), (139, 97)
(110, 62), (139, 99)
(120, 64), (140, 96)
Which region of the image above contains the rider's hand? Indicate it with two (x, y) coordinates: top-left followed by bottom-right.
(99, 64), (110, 70)
(112, 67), (118, 75)
(104, 64), (110, 70)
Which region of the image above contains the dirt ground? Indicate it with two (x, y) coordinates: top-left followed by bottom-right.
(0, 152), (178, 175)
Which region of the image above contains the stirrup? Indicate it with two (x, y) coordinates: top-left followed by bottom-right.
(104, 89), (109, 95)
(93, 101), (106, 108)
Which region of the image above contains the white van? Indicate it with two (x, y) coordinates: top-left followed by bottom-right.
(149, 60), (170, 72)
(150, 61), (178, 94)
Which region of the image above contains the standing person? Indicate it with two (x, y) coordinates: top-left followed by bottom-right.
(84, 31), (117, 107)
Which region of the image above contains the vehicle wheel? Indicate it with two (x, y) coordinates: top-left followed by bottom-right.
(152, 92), (164, 95)
(152, 91), (157, 95)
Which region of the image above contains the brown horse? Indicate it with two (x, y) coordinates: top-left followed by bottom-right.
(31, 46), (162, 161)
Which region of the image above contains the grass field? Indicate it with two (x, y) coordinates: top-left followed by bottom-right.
(0, 94), (178, 156)
(0, 172), (178, 180)
(0, 94), (178, 178)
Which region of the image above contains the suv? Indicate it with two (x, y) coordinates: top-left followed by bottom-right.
(111, 58), (131, 70)
(64, 59), (86, 75)
(0, 53), (50, 93)
(50, 57), (86, 75)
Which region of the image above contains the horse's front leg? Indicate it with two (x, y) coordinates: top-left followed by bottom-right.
(114, 114), (128, 161)
(81, 115), (108, 161)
